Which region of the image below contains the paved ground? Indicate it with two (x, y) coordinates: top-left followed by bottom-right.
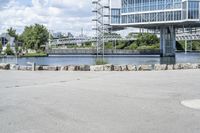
(0, 70), (200, 133)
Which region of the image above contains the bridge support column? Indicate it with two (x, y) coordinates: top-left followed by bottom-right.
(160, 26), (176, 57)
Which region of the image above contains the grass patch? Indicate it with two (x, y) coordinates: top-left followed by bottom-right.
(20, 52), (48, 57)
(95, 58), (108, 65)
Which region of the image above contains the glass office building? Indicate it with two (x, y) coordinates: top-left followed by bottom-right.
(110, 0), (200, 57)
(111, 0), (200, 25)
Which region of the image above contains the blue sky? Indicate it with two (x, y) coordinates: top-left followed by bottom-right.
(0, 0), (93, 36)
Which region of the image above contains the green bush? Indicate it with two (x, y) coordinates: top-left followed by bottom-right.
(105, 42), (113, 49)
(0, 41), (2, 53)
(95, 58), (108, 65)
(5, 43), (14, 55)
(137, 44), (159, 50)
(127, 43), (138, 50)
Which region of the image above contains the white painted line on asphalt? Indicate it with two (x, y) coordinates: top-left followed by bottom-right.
(181, 99), (200, 110)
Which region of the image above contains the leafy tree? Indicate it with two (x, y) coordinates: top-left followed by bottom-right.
(7, 27), (18, 40)
(0, 41), (2, 53)
(21, 24), (49, 51)
(136, 33), (159, 46)
(5, 43), (14, 55)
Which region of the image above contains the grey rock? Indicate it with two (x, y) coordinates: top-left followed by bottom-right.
(137, 65), (153, 71)
(48, 66), (58, 71)
(36, 66), (43, 71)
(0, 63), (10, 70)
(90, 65), (104, 71)
(174, 64), (183, 70)
(114, 65), (122, 71)
(68, 65), (79, 71)
(182, 63), (193, 69)
(19, 66), (31, 71)
(61, 66), (68, 71)
(154, 64), (167, 71)
(167, 65), (174, 70)
(127, 65), (137, 71)
(80, 65), (90, 71)
(103, 64), (114, 71)
(191, 64), (198, 69)
(121, 65), (128, 71)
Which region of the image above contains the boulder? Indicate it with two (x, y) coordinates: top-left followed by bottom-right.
(90, 65), (104, 71)
(61, 66), (68, 71)
(137, 65), (153, 71)
(10, 64), (19, 70)
(182, 63), (193, 69)
(48, 66), (58, 71)
(68, 65), (79, 71)
(36, 66), (43, 71)
(0, 63), (10, 70)
(154, 64), (167, 71)
(57, 66), (61, 71)
(174, 64), (184, 70)
(80, 65), (90, 71)
(191, 64), (198, 69)
(19, 66), (31, 71)
(42, 66), (49, 71)
(121, 65), (128, 71)
(167, 65), (174, 70)
(103, 64), (114, 71)
(42, 66), (58, 71)
(127, 65), (137, 71)
(113, 65), (122, 71)
(198, 64), (200, 69)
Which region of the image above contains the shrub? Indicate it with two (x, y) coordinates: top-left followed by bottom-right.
(105, 42), (113, 49)
(127, 43), (138, 50)
(5, 43), (14, 55)
(95, 58), (108, 65)
(0, 41), (2, 53)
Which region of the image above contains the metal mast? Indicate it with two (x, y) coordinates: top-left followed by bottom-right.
(92, 0), (110, 58)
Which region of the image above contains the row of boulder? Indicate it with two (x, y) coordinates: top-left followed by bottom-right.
(0, 63), (200, 71)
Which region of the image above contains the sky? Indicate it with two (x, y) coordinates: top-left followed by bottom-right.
(0, 0), (94, 36)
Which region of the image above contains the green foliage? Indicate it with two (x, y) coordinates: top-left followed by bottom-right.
(191, 41), (200, 50)
(176, 41), (200, 51)
(21, 52), (48, 57)
(95, 58), (108, 65)
(126, 43), (138, 50)
(105, 42), (113, 49)
(116, 40), (127, 49)
(7, 27), (18, 40)
(137, 44), (160, 51)
(0, 41), (2, 53)
(176, 41), (185, 50)
(136, 33), (159, 46)
(21, 24), (49, 51)
(5, 43), (14, 55)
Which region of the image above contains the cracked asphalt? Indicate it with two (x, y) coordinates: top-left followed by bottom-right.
(0, 70), (200, 133)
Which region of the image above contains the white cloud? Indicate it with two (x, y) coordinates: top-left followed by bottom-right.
(0, 0), (94, 36)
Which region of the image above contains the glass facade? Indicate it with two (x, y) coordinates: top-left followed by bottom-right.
(111, 0), (200, 25)
(188, 1), (199, 19)
(121, 0), (181, 13)
(111, 9), (121, 24)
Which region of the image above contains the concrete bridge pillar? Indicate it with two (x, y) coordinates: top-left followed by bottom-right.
(160, 26), (176, 57)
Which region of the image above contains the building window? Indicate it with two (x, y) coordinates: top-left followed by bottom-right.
(188, 1), (199, 19)
(111, 9), (121, 24)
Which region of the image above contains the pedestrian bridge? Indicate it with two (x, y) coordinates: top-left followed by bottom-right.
(50, 32), (200, 46)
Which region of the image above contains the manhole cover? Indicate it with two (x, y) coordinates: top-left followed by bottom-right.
(181, 99), (200, 110)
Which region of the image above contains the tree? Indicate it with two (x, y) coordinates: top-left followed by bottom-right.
(136, 33), (159, 46)
(7, 27), (18, 40)
(0, 41), (2, 53)
(5, 43), (14, 55)
(21, 24), (49, 51)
